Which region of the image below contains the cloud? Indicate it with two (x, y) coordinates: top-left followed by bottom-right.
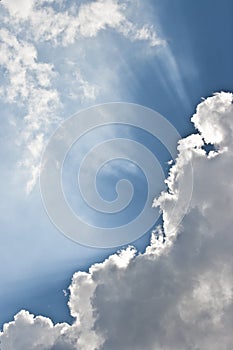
(0, 310), (77, 350)
(1, 92), (233, 349)
(0, 27), (60, 192)
(2, 0), (165, 47)
(2, 0), (34, 19)
(0, 0), (165, 192)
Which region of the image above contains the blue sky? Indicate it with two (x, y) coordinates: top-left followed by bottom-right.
(0, 0), (233, 333)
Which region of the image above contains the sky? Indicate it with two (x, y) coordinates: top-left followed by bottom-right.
(0, 0), (233, 349)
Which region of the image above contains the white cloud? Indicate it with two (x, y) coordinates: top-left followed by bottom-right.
(76, 0), (125, 38)
(71, 69), (100, 101)
(0, 310), (77, 350)
(192, 91), (233, 147)
(20, 0), (165, 48)
(1, 92), (233, 349)
(2, 0), (165, 47)
(2, 0), (34, 19)
(0, 28), (60, 192)
(0, 0), (165, 192)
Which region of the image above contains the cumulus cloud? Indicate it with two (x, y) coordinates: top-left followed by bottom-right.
(1, 92), (233, 349)
(0, 310), (77, 350)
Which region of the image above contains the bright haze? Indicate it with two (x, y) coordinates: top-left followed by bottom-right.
(0, 1), (233, 349)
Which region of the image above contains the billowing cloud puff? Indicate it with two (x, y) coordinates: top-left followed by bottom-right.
(0, 311), (75, 349)
(1, 92), (232, 349)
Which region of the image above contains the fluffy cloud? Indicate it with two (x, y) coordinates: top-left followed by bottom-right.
(1, 92), (232, 349)
(0, 310), (77, 349)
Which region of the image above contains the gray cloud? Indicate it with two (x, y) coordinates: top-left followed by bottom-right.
(1, 92), (233, 349)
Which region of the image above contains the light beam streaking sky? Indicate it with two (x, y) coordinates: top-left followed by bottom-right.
(0, 0), (233, 346)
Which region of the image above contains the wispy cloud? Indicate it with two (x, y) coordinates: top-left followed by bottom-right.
(0, 0), (165, 192)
